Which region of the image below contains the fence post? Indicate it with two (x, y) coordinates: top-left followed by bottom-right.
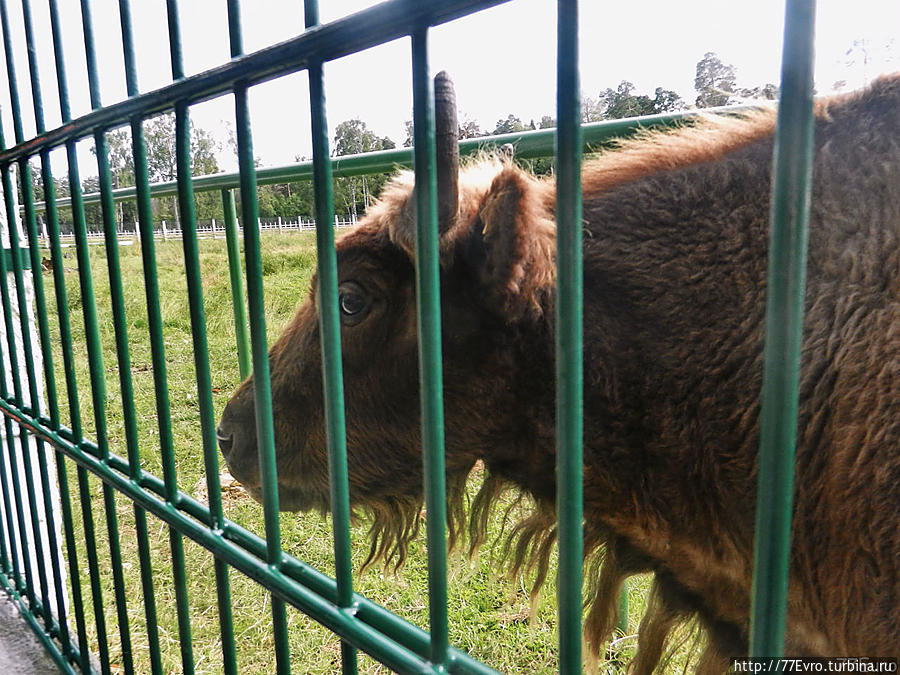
(211, 218), (217, 238)
(161, 219), (168, 241)
(277, 216), (282, 233)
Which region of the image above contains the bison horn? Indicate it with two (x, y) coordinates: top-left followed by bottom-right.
(434, 70), (459, 234)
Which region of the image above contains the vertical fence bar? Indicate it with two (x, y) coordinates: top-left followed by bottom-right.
(1, 151), (62, 638)
(0, 0), (40, 613)
(224, 3), (290, 673)
(74, 2), (149, 671)
(0, 430), (8, 574)
(21, 138), (83, 665)
(19, 0), (117, 665)
(221, 189), (251, 380)
(75, 0), (179, 672)
(12, 108), (74, 658)
(0, 169), (31, 604)
(303, 1), (358, 672)
(35, 141), (93, 674)
(160, 1), (240, 672)
(159, 2), (239, 671)
(410, 29), (450, 670)
(65, 106), (118, 675)
(749, 0), (817, 658)
(114, 4), (177, 673)
(8, 155), (68, 638)
(0, 149), (21, 598)
(39, 164), (93, 675)
(31, 0), (139, 667)
(0, 369), (9, 574)
(555, 1), (583, 672)
(0, 171), (48, 618)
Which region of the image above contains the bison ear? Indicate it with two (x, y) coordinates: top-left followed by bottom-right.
(458, 167), (556, 321)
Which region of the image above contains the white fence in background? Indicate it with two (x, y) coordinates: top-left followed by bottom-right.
(37, 214), (358, 246)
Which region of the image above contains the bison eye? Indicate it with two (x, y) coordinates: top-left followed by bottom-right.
(338, 282), (369, 325)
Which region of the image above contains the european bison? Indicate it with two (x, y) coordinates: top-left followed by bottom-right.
(218, 72), (899, 670)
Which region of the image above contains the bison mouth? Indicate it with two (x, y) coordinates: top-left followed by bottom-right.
(240, 482), (328, 513)
(216, 424), (329, 513)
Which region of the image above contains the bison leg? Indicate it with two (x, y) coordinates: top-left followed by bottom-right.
(628, 578), (689, 675)
(584, 535), (647, 654)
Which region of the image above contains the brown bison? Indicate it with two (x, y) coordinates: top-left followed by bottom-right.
(218, 72), (900, 670)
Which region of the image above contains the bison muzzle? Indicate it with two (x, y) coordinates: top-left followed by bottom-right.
(218, 72), (900, 670)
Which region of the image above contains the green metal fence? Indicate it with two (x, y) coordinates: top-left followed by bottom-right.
(0, 0), (815, 673)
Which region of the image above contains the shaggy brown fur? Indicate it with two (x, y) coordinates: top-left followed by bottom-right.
(219, 75), (900, 670)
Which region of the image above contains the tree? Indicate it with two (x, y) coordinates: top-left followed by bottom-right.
(100, 129), (138, 229)
(492, 114), (525, 135)
(258, 155), (316, 221)
(737, 83), (779, 101)
(402, 120), (414, 148)
(652, 87), (685, 113)
(458, 115), (482, 139)
(581, 95), (604, 123)
(694, 52), (737, 108)
(142, 113), (221, 222)
(97, 115), (222, 225)
(589, 81), (684, 120)
(600, 81), (651, 118)
(332, 118), (396, 221)
(404, 114), (483, 146)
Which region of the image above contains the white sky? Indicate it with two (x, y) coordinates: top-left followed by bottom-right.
(0, 0), (897, 175)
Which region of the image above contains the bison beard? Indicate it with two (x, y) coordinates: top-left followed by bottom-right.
(219, 73), (900, 671)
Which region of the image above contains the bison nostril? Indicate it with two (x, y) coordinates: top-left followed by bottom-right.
(216, 425), (234, 454)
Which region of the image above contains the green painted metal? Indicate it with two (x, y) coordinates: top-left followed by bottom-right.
(34, 105), (757, 213)
(75, 1), (169, 672)
(0, 1), (97, 671)
(0, 0), (94, 658)
(303, 0), (358, 672)
(222, 189), (252, 380)
(555, 1), (583, 672)
(0, 0), (40, 619)
(23, 0), (139, 667)
(0, 397), (499, 674)
(0, 0), (512, 168)
(112, 3), (182, 672)
(0, 248), (30, 270)
(222, 1), (292, 670)
(750, 0), (817, 658)
(0, 193), (40, 613)
(411, 29), (450, 669)
(9, 157), (64, 636)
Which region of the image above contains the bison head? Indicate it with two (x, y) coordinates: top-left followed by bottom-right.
(217, 73), (558, 558)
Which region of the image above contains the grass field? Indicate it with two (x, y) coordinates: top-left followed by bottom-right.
(35, 231), (691, 674)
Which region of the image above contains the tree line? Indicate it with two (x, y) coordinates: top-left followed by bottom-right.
(27, 52), (776, 231)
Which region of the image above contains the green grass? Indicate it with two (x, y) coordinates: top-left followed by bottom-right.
(35, 232), (688, 674)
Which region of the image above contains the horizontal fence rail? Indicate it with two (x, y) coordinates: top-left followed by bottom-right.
(29, 104), (758, 213)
